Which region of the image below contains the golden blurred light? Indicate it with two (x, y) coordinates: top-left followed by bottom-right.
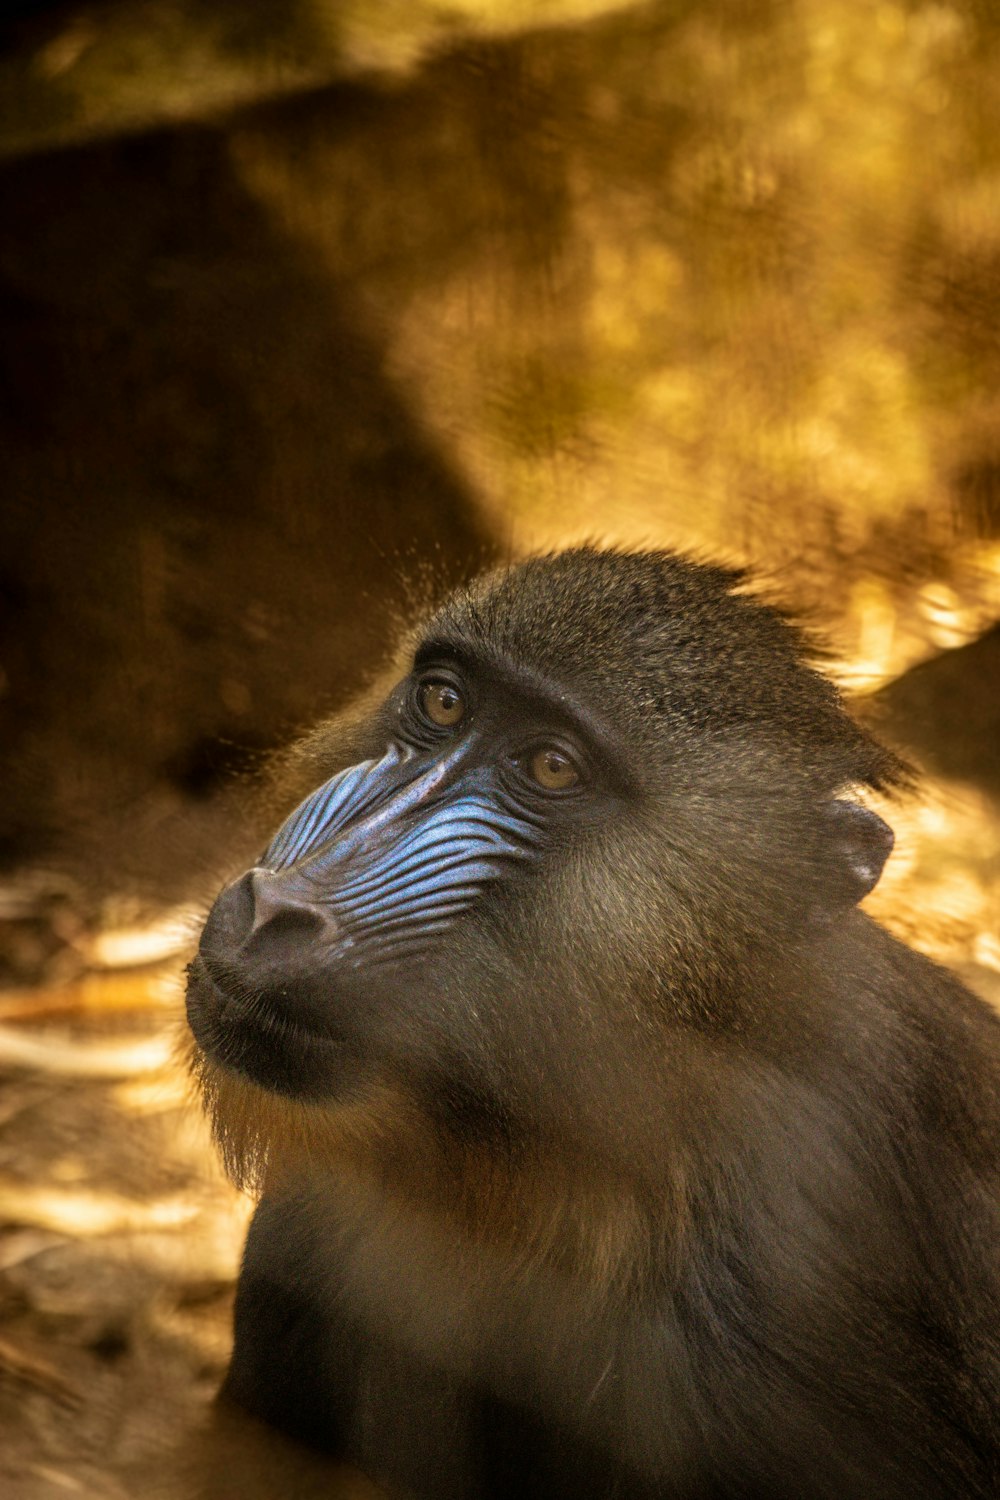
(839, 579), (898, 691)
(974, 933), (1000, 973)
(113, 1072), (192, 1114)
(918, 580), (981, 651)
(0, 1026), (174, 1077)
(0, 1183), (198, 1237)
(88, 908), (199, 970)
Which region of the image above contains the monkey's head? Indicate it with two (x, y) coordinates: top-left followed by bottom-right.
(186, 549), (903, 1248)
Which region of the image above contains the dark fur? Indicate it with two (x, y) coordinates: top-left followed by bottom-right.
(189, 548), (1000, 1499)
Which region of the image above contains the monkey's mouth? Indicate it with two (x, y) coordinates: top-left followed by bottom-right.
(185, 955), (357, 1100)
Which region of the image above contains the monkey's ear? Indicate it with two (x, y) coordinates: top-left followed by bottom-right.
(822, 799), (895, 906)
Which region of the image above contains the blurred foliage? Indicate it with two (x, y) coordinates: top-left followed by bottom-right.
(3, 0), (999, 673)
(0, 0), (641, 157)
(199, 0), (1000, 677)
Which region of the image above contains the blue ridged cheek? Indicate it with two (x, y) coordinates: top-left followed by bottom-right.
(260, 745), (541, 963)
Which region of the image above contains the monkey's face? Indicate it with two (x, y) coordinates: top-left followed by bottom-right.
(186, 651), (601, 1106)
(186, 550), (898, 1196)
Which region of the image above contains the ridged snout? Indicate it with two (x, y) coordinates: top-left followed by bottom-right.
(192, 741), (538, 1050)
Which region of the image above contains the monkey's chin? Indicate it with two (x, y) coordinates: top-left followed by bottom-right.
(185, 956), (357, 1103)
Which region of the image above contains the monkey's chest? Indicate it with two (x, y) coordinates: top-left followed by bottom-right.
(265, 1187), (694, 1497)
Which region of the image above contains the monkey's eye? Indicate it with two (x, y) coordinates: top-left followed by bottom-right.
(419, 679), (466, 728)
(528, 746), (580, 791)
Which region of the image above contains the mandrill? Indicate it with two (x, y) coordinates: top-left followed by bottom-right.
(186, 548), (1000, 1500)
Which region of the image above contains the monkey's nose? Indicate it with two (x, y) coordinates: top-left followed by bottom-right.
(199, 867), (331, 971)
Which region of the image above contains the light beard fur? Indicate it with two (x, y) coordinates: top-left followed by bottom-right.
(184, 1035), (685, 1308)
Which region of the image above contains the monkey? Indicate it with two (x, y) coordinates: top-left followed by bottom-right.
(186, 547), (1000, 1500)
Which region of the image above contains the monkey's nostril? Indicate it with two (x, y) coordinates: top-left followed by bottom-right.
(242, 871), (328, 967)
(248, 901), (325, 947)
(199, 868), (329, 972)
(248, 869), (322, 939)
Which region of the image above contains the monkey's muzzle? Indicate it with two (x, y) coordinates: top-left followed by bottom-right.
(186, 740), (536, 1096)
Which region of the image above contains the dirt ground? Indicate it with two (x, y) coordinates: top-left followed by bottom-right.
(0, 932), (390, 1499)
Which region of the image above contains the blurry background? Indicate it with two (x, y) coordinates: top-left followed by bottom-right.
(0, 0), (997, 1494)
